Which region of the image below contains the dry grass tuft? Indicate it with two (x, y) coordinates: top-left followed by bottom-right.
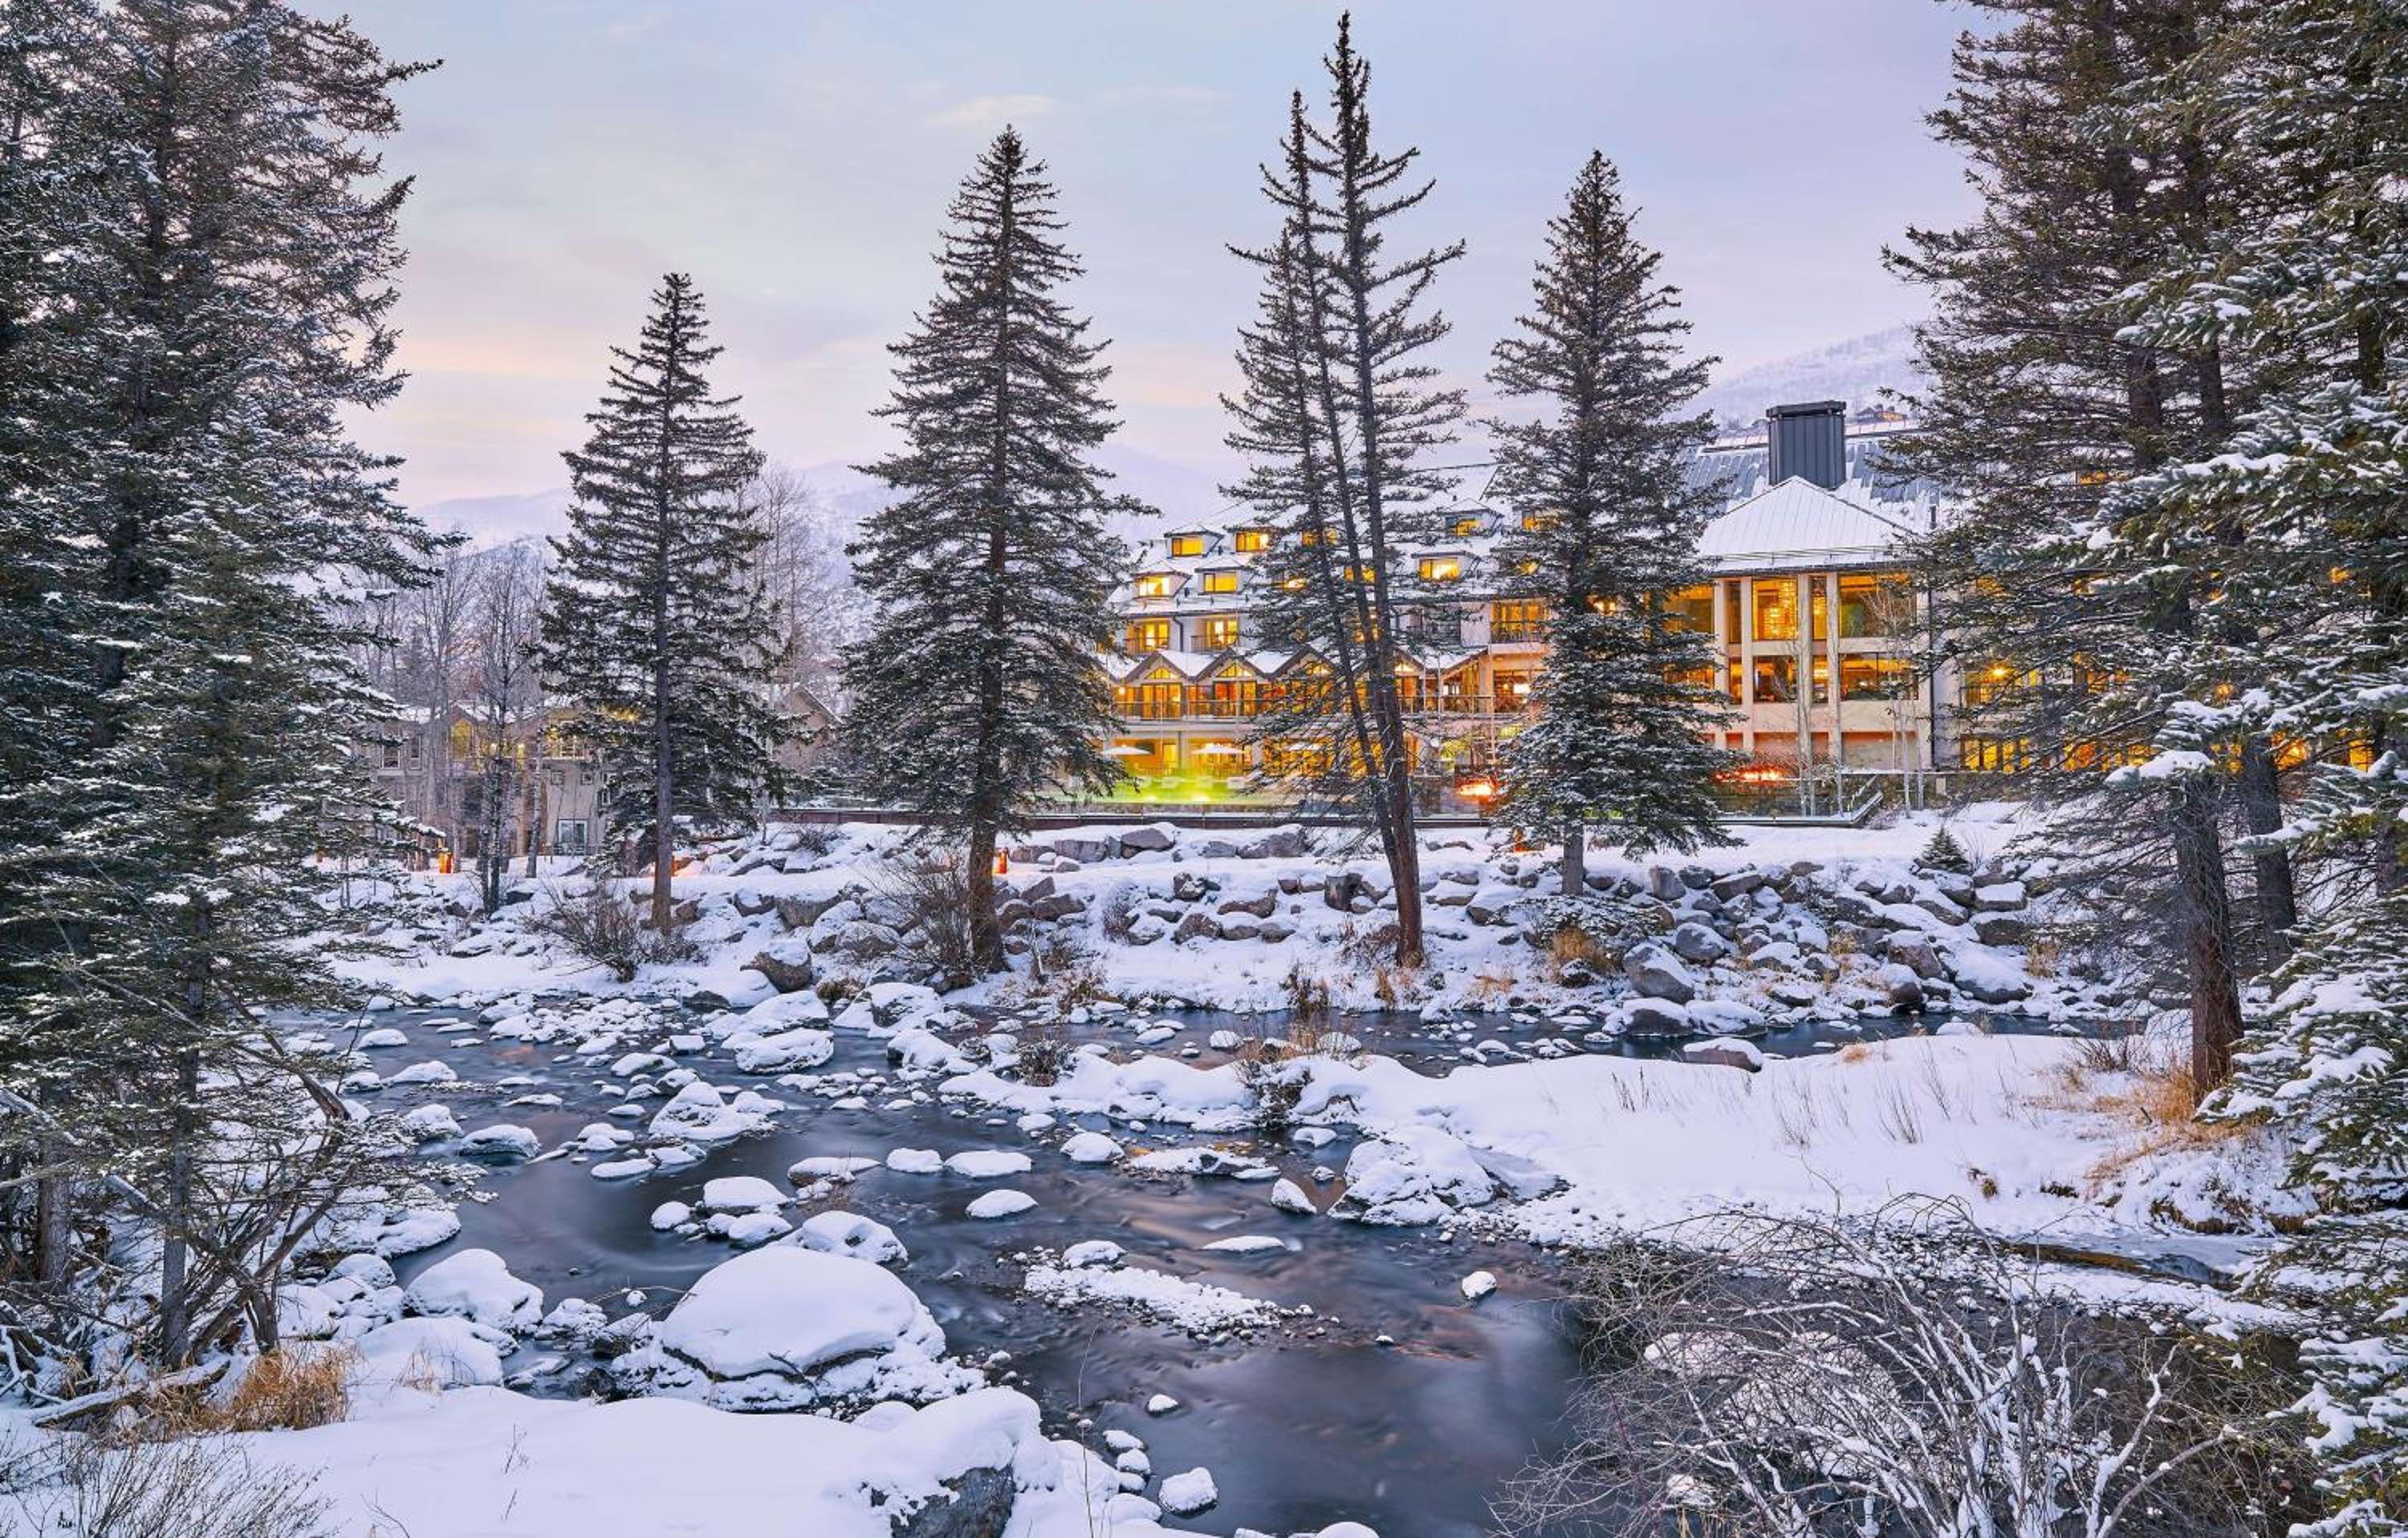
(148, 1347), (355, 1438)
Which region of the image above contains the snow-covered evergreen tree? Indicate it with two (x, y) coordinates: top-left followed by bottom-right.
(0, 0), (437, 1361)
(1485, 151), (1735, 893)
(1887, 0), (2279, 1097)
(2133, 2), (2408, 1525)
(841, 128), (1141, 973)
(1228, 16), (1465, 964)
(539, 275), (785, 935)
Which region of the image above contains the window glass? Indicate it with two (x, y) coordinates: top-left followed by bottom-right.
(1234, 529), (1271, 553)
(1751, 580), (1799, 641)
(1418, 555), (1462, 582)
(1169, 535), (1206, 558)
(1200, 616), (1241, 649)
(1201, 571), (1239, 593)
(1841, 656), (1910, 700)
(1752, 656), (1797, 702)
(1667, 585), (1714, 633)
(1839, 573), (1906, 637)
(1132, 573), (1173, 597)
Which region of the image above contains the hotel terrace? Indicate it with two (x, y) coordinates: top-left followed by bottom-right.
(1100, 401), (1967, 812)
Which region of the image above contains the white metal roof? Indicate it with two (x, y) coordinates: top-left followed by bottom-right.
(1696, 476), (1921, 573)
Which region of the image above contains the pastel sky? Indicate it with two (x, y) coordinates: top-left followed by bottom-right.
(336, 1), (1980, 510)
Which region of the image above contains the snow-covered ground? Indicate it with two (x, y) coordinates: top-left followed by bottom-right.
(6, 810), (2302, 1536)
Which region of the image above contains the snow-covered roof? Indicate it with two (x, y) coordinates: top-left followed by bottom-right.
(1696, 477), (1921, 573)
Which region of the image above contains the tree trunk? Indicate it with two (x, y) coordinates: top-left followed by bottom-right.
(966, 820), (1002, 975)
(2170, 779), (2243, 1101)
(2235, 734), (2296, 968)
(157, 1044), (200, 1365)
(651, 703), (673, 934)
(1559, 820), (1585, 896)
(525, 749), (544, 878)
(34, 1142), (71, 1287)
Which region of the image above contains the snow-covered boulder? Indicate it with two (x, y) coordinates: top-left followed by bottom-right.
(352, 1315), (511, 1389)
(1061, 1131), (1123, 1164)
(966, 1189), (1036, 1219)
(731, 1027), (834, 1074)
(1622, 943), (1698, 1004)
(455, 1124), (539, 1161)
(402, 1248), (543, 1333)
(945, 1149), (1033, 1179)
(612, 1247), (971, 1410)
(649, 1082), (770, 1143)
(1335, 1125), (1499, 1226)
(792, 1210), (908, 1267)
(698, 1175), (786, 1215)
(397, 1104), (460, 1143)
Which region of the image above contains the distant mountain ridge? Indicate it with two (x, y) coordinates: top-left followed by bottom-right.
(1696, 324), (1926, 430)
(414, 331), (1929, 538)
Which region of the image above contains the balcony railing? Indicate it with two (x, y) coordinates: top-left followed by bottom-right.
(1489, 620), (1548, 643)
(1113, 693), (1523, 723)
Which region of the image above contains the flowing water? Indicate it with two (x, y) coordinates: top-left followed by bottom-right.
(356, 1001), (2081, 1536)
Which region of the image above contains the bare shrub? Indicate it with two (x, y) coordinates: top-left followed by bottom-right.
(1499, 1199), (2308, 1538)
(1280, 962), (1332, 1023)
(4, 1430), (332, 1538)
(871, 848), (977, 989)
(1099, 881), (1145, 943)
(786, 823), (840, 857)
(204, 1346), (353, 1434)
(1234, 1016), (1362, 1136)
(1011, 1015), (1076, 1088)
(527, 870), (691, 981)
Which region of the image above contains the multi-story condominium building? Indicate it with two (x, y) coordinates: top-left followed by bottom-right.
(359, 682), (836, 865)
(1100, 401), (1959, 812)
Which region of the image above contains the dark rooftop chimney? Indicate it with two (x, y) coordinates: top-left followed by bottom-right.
(1765, 401), (1847, 491)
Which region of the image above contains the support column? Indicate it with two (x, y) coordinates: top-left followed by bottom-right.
(1737, 577), (1757, 758)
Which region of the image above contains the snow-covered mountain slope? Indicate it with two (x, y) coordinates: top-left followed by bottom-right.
(1698, 323), (1927, 429)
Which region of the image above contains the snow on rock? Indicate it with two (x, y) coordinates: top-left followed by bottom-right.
(793, 1210), (909, 1267)
(356, 1027), (409, 1049)
(397, 1105), (460, 1143)
(1334, 1125), (1500, 1226)
(213, 1378), (1149, 1538)
(1159, 1467), (1218, 1515)
(1270, 1178), (1319, 1215)
(650, 1201), (694, 1231)
(731, 1027), (835, 1074)
(1060, 1131), (1123, 1164)
(885, 1147), (944, 1174)
(1061, 1240), (1124, 1269)
(698, 1176), (787, 1215)
(945, 1149), (1034, 1179)
(966, 1189), (1037, 1219)
(1145, 1393), (1181, 1415)
(1200, 1235), (1287, 1254)
(387, 1060), (458, 1086)
(402, 1249), (543, 1333)
(1023, 1258), (1282, 1333)
(1460, 1270), (1498, 1302)
(612, 1247), (974, 1411)
(352, 1316), (512, 1389)
(649, 1081), (773, 1143)
(456, 1124), (540, 1160)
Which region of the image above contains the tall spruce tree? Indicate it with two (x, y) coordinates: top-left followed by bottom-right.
(2126, 2), (2408, 1526)
(1228, 16), (1464, 966)
(1487, 151), (1736, 894)
(0, 0), (437, 1361)
(842, 128), (1141, 973)
(1887, 0), (2279, 1098)
(540, 275), (785, 935)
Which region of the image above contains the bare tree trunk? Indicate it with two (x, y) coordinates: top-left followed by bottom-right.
(2170, 780), (2243, 1100)
(2236, 734), (2296, 968)
(34, 1139), (71, 1286)
(157, 1044), (199, 1365)
(1558, 820), (1584, 896)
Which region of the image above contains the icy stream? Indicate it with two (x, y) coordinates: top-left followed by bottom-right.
(356, 1000), (2071, 1535)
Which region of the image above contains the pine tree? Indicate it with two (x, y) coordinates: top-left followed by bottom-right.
(0, 0), (438, 1361)
(2133, 2), (2408, 1525)
(841, 129), (1141, 973)
(1485, 151), (1736, 893)
(539, 275), (785, 935)
(1917, 823), (1974, 876)
(1886, 0), (2279, 1099)
(1228, 16), (1465, 966)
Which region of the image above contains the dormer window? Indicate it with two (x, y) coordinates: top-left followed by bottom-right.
(1169, 534), (1207, 558)
(1133, 573), (1175, 598)
(1418, 555), (1462, 583)
(1451, 515), (1483, 538)
(1201, 570), (1240, 594)
(1234, 529), (1273, 554)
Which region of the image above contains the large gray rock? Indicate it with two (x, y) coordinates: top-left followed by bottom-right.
(1239, 824), (1308, 861)
(1119, 822), (1179, 853)
(1323, 872), (1369, 912)
(1973, 881), (2028, 912)
(1644, 866), (1686, 902)
(1047, 835), (1116, 864)
(1973, 911), (2032, 946)
(730, 888), (778, 918)
(1885, 933), (1943, 979)
(1708, 870), (1764, 903)
(1173, 910), (1220, 944)
(1668, 921), (1732, 964)
(1217, 889), (1279, 920)
(1465, 887), (1526, 926)
(1623, 942), (1698, 1004)
(1623, 997), (1693, 1037)
(746, 937), (815, 994)
(1876, 962), (1926, 1013)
